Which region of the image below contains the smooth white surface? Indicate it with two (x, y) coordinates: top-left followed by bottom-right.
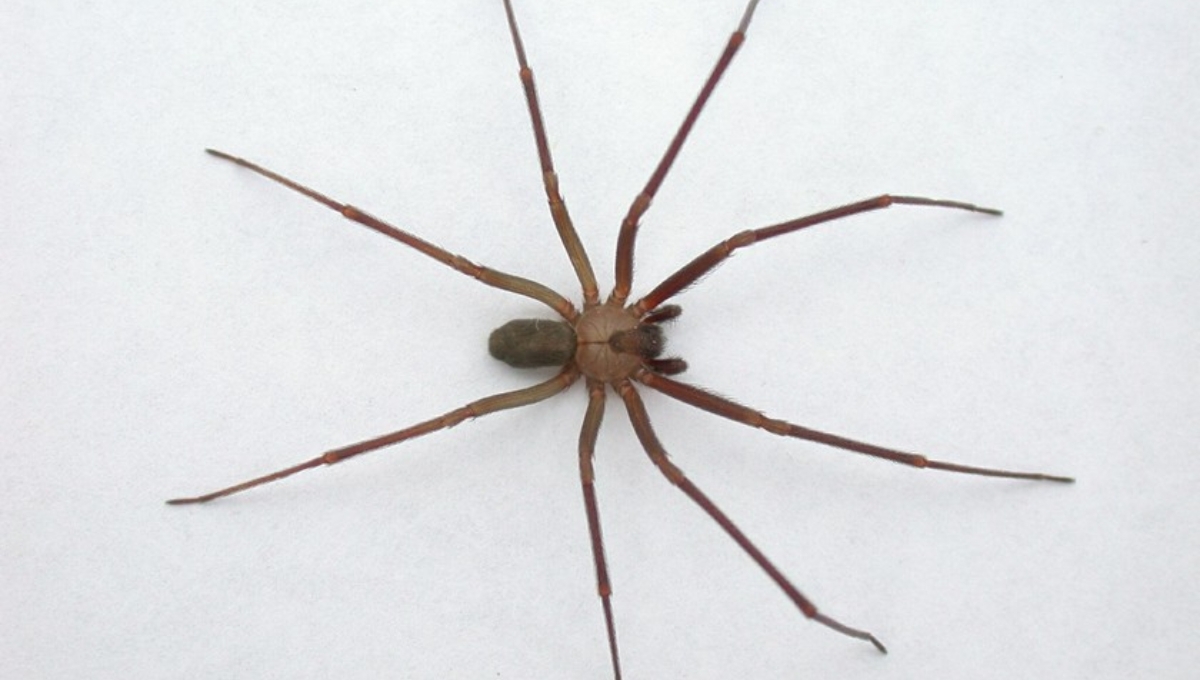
(4, 1), (1197, 678)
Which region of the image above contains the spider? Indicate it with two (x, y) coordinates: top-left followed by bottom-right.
(170, 0), (1074, 676)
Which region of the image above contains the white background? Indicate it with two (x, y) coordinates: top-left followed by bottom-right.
(4, 1), (1197, 678)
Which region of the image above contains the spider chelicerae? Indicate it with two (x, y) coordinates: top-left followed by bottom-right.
(170, 1), (1074, 676)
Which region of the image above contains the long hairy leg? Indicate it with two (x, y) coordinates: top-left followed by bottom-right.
(637, 370), (1074, 483)
(633, 194), (1001, 315)
(500, 0), (599, 306)
(205, 148), (577, 321)
(611, 0), (762, 305)
(168, 368), (579, 504)
(616, 379), (887, 653)
(578, 379), (622, 679)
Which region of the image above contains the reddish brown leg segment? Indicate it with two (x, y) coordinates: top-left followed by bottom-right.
(616, 379), (887, 654)
(501, 0), (599, 306)
(634, 194), (1002, 315)
(168, 368), (580, 504)
(637, 370), (1074, 483)
(205, 149), (578, 321)
(611, 0), (762, 305)
(578, 379), (622, 679)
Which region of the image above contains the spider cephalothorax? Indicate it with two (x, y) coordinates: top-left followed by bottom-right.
(172, 1), (1072, 677)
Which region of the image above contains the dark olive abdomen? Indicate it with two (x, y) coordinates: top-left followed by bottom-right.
(488, 319), (577, 368)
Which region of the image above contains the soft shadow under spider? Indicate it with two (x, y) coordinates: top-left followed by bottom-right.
(171, 1), (1073, 676)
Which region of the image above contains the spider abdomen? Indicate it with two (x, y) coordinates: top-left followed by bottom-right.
(488, 318), (577, 368)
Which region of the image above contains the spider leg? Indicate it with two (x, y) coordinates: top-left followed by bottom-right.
(167, 368), (579, 504)
(578, 379), (622, 679)
(637, 370), (1074, 483)
(205, 148), (577, 321)
(633, 194), (1002, 315)
(611, 0), (762, 306)
(615, 379), (887, 654)
(501, 0), (599, 306)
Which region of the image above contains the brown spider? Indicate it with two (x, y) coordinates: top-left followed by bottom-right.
(170, 0), (1074, 676)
